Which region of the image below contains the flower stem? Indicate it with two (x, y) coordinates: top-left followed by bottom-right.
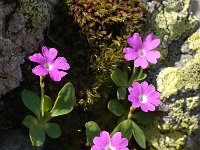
(40, 76), (45, 117)
(128, 66), (136, 86)
(127, 106), (135, 119)
(136, 68), (143, 81)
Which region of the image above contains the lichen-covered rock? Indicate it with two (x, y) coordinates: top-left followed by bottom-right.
(146, 0), (199, 58)
(142, 0), (200, 149)
(157, 50), (200, 99)
(0, 0), (55, 98)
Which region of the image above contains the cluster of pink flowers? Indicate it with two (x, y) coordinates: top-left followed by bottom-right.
(123, 33), (161, 112)
(28, 33), (161, 149)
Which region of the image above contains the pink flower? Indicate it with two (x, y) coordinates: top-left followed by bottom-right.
(128, 81), (160, 112)
(29, 46), (70, 81)
(91, 131), (129, 150)
(123, 33), (161, 69)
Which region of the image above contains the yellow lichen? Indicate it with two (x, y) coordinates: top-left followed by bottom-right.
(188, 32), (200, 50)
(157, 49), (200, 99)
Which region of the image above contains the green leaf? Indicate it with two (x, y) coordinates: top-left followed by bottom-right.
(117, 87), (127, 100)
(85, 121), (101, 146)
(132, 120), (146, 149)
(108, 100), (126, 116)
(50, 82), (76, 117)
(111, 69), (128, 87)
(43, 95), (53, 112)
(111, 119), (132, 141)
(22, 90), (41, 118)
(29, 123), (45, 146)
(132, 112), (155, 125)
(44, 123), (61, 138)
(22, 115), (38, 128)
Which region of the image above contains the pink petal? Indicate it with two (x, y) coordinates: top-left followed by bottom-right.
(134, 57), (148, 69)
(145, 103), (156, 111)
(93, 137), (104, 146)
(118, 138), (128, 148)
(141, 81), (148, 93)
(128, 96), (141, 107)
(145, 51), (160, 64)
(143, 33), (160, 51)
(144, 84), (155, 96)
(91, 145), (104, 150)
(140, 104), (148, 112)
(121, 148), (129, 150)
(127, 33), (142, 50)
(148, 91), (160, 99)
(129, 82), (142, 97)
(49, 69), (67, 81)
(42, 46), (58, 63)
(53, 57), (70, 70)
(32, 65), (48, 76)
(99, 131), (110, 146)
(123, 47), (138, 61)
(111, 132), (122, 147)
(148, 98), (160, 106)
(29, 53), (45, 65)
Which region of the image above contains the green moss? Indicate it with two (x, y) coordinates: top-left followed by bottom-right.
(64, 0), (146, 104)
(149, 0), (199, 58)
(19, 0), (48, 28)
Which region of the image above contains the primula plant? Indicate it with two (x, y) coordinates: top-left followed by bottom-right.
(86, 33), (161, 149)
(22, 46), (76, 146)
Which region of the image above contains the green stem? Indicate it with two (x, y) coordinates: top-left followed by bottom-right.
(127, 106), (135, 119)
(136, 68), (143, 81)
(128, 66), (136, 86)
(40, 76), (45, 117)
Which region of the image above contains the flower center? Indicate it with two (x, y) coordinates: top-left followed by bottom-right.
(105, 144), (116, 150)
(138, 49), (146, 57)
(44, 63), (53, 70)
(139, 94), (147, 103)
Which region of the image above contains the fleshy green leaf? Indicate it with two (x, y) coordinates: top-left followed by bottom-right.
(44, 123), (61, 138)
(108, 99), (126, 116)
(132, 112), (155, 125)
(111, 69), (128, 87)
(111, 119), (132, 141)
(43, 95), (53, 112)
(29, 123), (45, 146)
(117, 87), (127, 100)
(50, 82), (76, 117)
(85, 121), (101, 146)
(22, 115), (38, 128)
(22, 90), (41, 118)
(132, 120), (146, 149)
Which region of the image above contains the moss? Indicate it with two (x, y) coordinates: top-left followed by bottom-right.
(19, 0), (48, 28)
(157, 49), (200, 99)
(66, 0), (146, 73)
(149, 0), (199, 58)
(64, 0), (146, 104)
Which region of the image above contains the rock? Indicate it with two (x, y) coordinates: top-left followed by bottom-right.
(0, 129), (43, 150)
(0, 0), (59, 98)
